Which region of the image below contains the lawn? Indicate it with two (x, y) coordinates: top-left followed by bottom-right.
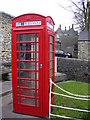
(51, 81), (90, 119)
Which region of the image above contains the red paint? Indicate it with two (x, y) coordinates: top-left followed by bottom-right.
(11, 13), (55, 117)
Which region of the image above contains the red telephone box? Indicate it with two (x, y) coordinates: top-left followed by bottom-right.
(11, 13), (55, 117)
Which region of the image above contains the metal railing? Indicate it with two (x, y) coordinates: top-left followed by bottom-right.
(49, 79), (90, 120)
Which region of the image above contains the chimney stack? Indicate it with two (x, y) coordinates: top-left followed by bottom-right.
(72, 24), (74, 29)
(65, 26), (66, 31)
(69, 26), (70, 30)
(59, 24), (61, 30)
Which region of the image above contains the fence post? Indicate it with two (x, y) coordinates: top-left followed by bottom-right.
(55, 57), (57, 73)
(49, 78), (52, 119)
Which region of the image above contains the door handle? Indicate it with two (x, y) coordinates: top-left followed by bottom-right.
(40, 64), (42, 69)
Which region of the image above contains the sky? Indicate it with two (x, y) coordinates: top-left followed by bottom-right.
(0, 0), (74, 31)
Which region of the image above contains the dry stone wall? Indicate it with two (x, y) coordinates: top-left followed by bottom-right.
(0, 12), (14, 63)
(57, 57), (89, 83)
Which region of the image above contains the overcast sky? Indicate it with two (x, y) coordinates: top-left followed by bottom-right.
(0, 0), (74, 31)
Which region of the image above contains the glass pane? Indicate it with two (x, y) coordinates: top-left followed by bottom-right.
(49, 53), (53, 60)
(17, 62), (19, 68)
(37, 72), (39, 80)
(37, 53), (39, 60)
(37, 62), (39, 70)
(49, 69), (53, 77)
(31, 53), (35, 60)
(21, 89), (35, 97)
(17, 71), (19, 78)
(20, 62), (35, 70)
(36, 34), (38, 42)
(17, 87), (19, 94)
(17, 80), (19, 86)
(20, 52), (35, 60)
(20, 34), (35, 42)
(37, 90), (38, 97)
(21, 97), (35, 106)
(36, 43), (39, 51)
(37, 81), (39, 89)
(20, 43), (35, 51)
(37, 99), (39, 107)
(17, 44), (19, 50)
(17, 34), (19, 42)
(17, 96), (19, 103)
(49, 44), (53, 51)
(20, 80), (35, 88)
(17, 53), (19, 60)
(20, 71), (35, 78)
(51, 77), (54, 91)
(49, 61), (53, 68)
(20, 52), (25, 60)
(49, 35), (53, 43)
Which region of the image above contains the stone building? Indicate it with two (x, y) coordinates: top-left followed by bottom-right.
(78, 31), (90, 60)
(0, 12), (14, 63)
(55, 24), (78, 57)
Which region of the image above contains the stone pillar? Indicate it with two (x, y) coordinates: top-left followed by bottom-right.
(78, 31), (90, 60)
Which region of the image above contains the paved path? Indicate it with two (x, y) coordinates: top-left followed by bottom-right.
(0, 72), (65, 119)
(1, 92), (39, 119)
(0, 81), (48, 119)
(0, 81), (12, 97)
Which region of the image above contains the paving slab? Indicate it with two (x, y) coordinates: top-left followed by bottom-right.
(0, 81), (12, 97)
(0, 72), (67, 119)
(55, 72), (67, 82)
(0, 81), (48, 119)
(1, 97), (47, 119)
(0, 72), (67, 96)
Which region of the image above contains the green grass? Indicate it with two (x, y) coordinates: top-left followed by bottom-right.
(51, 81), (90, 119)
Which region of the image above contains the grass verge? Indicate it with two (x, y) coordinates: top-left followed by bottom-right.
(51, 80), (90, 119)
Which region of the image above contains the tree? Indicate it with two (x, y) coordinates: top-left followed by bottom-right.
(71, 0), (90, 31)
(59, 0), (90, 31)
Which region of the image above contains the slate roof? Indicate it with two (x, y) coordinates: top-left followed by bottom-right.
(55, 25), (78, 38)
(78, 31), (90, 41)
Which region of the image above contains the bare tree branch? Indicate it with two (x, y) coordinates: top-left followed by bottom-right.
(58, 0), (90, 31)
(58, 3), (73, 12)
(70, 0), (84, 12)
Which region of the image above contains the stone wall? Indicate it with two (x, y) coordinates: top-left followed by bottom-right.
(0, 12), (14, 63)
(57, 57), (89, 82)
(78, 41), (90, 60)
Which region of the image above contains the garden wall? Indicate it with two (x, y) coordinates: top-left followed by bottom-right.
(57, 58), (90, 83)
(0, 12), (13, 63)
